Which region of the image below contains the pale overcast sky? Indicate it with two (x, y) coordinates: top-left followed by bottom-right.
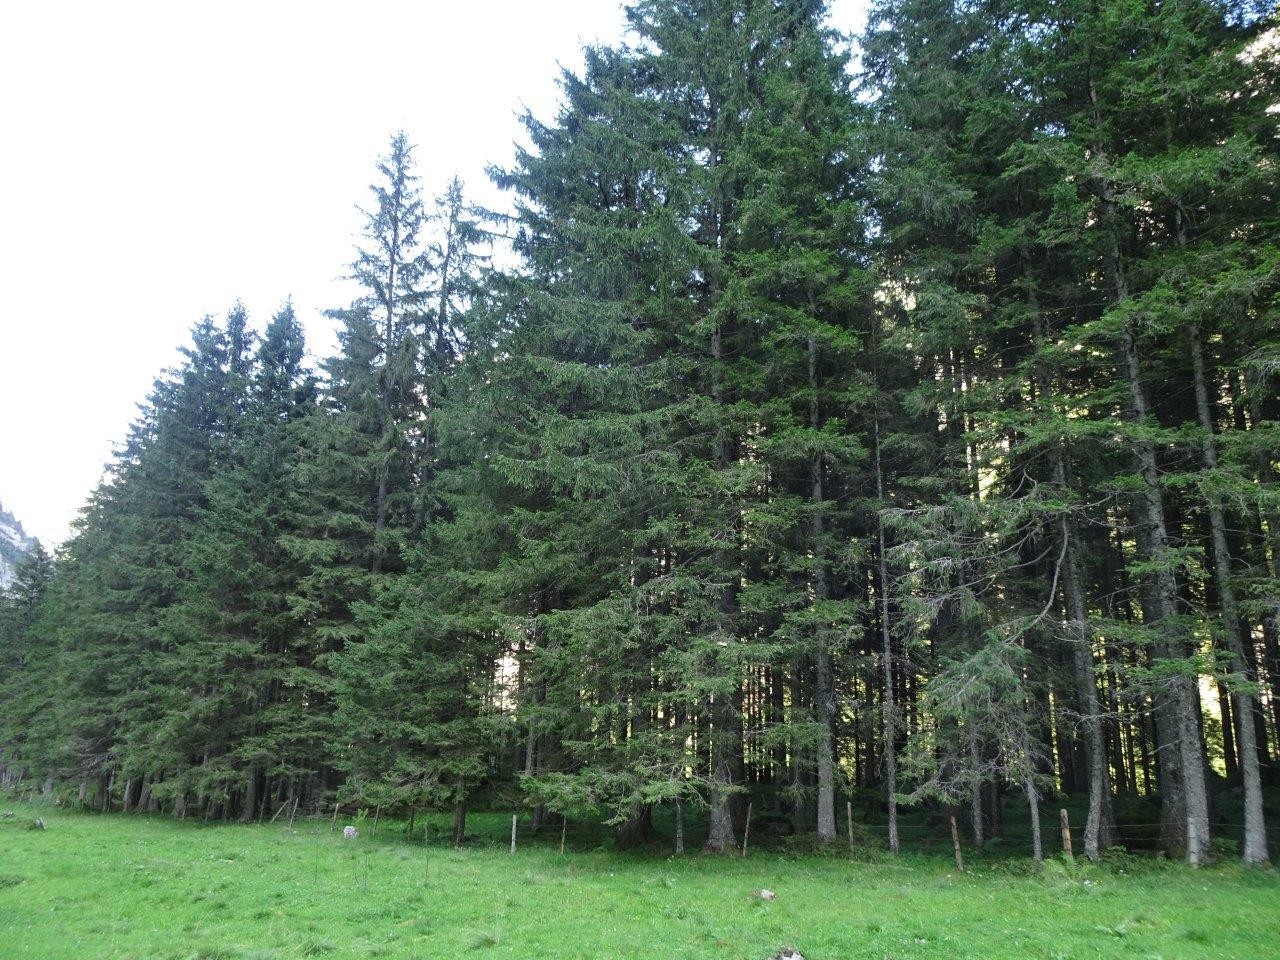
(0, 0), (868, 547)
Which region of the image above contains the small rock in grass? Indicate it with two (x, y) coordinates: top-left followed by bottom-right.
(343, 825), (359, 839)
(770, 948), (803, 960)
(757, 888), (777, 901)
(2, 811), (14, 818)
(28, 818), (45, 830)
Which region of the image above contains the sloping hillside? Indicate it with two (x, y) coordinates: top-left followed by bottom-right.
(0, 499), (36, 588)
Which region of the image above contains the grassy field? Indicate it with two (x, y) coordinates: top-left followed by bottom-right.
(1, 800), (1277, 960)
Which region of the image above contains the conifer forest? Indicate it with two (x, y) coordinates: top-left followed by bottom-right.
(3, 0), (1280, 873)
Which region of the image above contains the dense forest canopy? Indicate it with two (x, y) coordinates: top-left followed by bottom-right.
(2, 0), (1278, 867)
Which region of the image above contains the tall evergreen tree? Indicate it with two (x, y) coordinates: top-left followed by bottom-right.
(0, 543), (55, 788)
(155, 304), (316, 817)
(329, 176), (493, 839)
(285, 134), (433, 806)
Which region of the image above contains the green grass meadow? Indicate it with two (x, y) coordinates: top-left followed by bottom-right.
(1, 801), (1277, 960)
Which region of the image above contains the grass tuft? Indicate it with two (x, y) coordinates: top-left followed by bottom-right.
(467, 927), (503, 950)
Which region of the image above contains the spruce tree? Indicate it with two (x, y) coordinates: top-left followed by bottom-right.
(0, 543), (55, 787)
(285, 135), (432, 807)
(156, 304), (316, 817)
(328, 178), (492, 837)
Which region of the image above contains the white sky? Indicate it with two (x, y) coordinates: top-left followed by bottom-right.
(0, 0), (868, 547)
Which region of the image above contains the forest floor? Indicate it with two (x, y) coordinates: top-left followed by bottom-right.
(1, 799), (1277, 960)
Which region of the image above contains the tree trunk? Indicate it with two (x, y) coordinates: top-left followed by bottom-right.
(241, 767), (259, 823)
(1115, 268), (1210, 865)
(873, 414), (900, 855)
(1024, 776), (1043, 864)
(790, 661), (806, 834)
(809, 334), (837, 844)
(968, 737), (984, 848)
(703, 287), (737, 855)
(617, 805), (658, 850)
(1188, 323), (1269, 863)
(1218, 678), (1239, 781)
(705, 691), (737, 852)
(1060, 520), (1117, 859)
(452, 797), (467, 848)
(1032, 290), (1116, 860)
(1091, 73), (1209, 862)
(1246, 400), (1280, 745)
(370, 201), (403, 574)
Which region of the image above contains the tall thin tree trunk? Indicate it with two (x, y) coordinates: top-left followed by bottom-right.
(873, 413), (899, 855)
(1245, 393), (1280, 742)
(1090, 72), (1209, 862)
(809, 334), (836, 843)
(1031, 296), (1116, 859)
(1188, 323), (1269, 863)
(1105, 664), (1130, 795)
(371, 194), (403, 574)
(1108, 239), (1210, 864)
(790, 660), (806, 834)
(1058, 517), (1116, 860)
(703, 275), (737, 855)
(1218, 679), (1239, 781)
(1121, 315), (1210, 864)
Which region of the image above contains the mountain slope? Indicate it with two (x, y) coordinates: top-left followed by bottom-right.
(0, 499), (37, 588)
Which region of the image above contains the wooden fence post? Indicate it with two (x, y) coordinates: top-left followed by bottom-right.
(510, 814), (517, 854)
(1059, 809), (1073, 860)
